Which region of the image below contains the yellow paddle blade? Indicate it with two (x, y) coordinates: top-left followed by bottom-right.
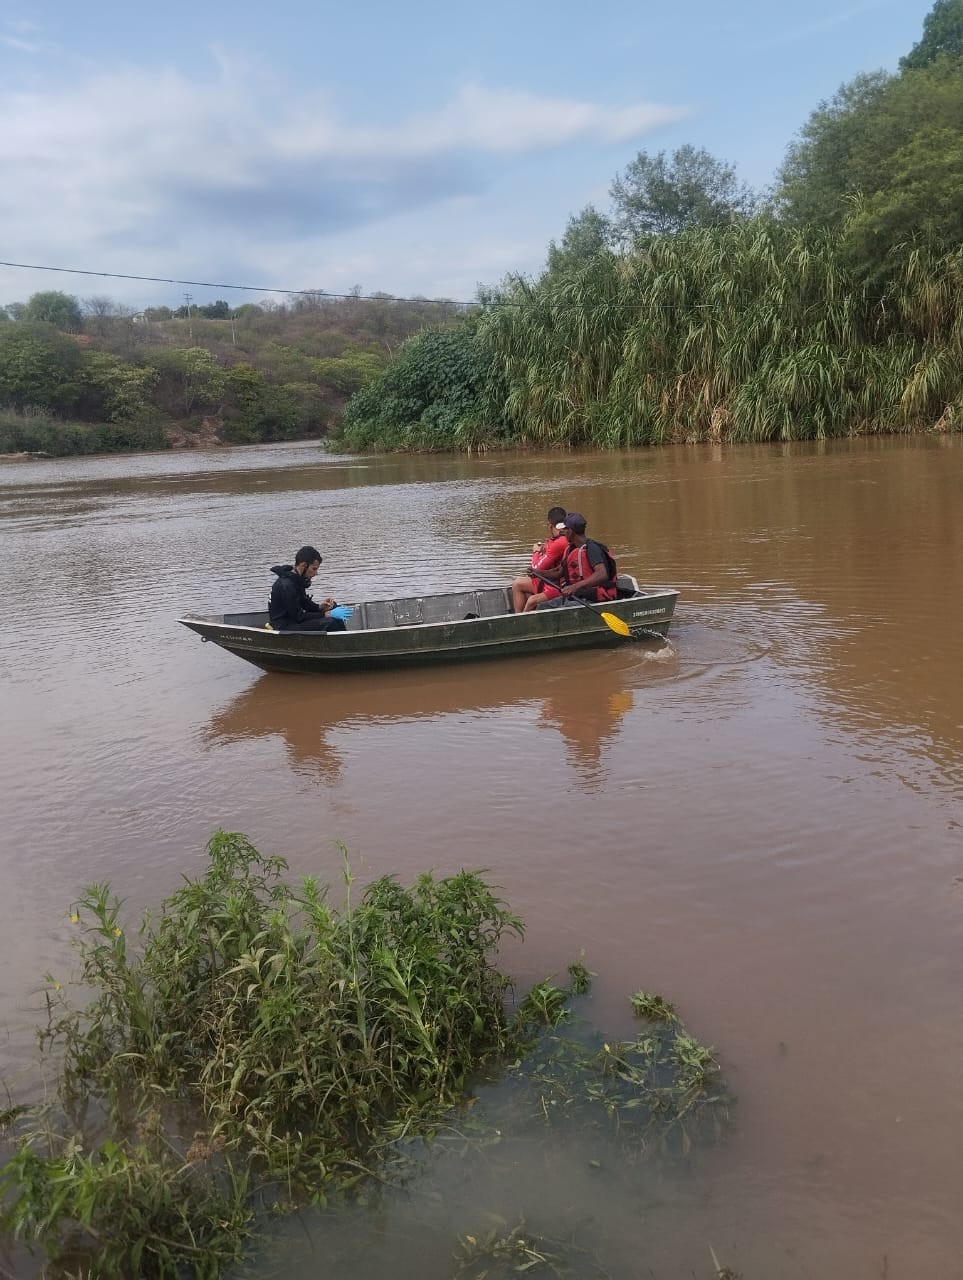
(599, 610), (632, 637)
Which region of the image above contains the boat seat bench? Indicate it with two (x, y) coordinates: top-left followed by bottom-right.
(353, 588), (513, 630)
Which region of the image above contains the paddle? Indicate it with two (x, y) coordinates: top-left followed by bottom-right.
(530, 571), (632, 637)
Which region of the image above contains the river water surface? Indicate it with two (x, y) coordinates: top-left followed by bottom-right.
(1, 437), (961, 1278)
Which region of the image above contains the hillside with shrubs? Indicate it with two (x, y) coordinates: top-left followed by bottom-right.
(0, 290), (460, 456)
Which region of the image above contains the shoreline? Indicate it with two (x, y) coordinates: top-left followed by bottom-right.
(1, 419), (958, 464)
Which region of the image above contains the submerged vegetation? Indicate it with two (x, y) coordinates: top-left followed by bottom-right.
(0, 832), (728, 1278)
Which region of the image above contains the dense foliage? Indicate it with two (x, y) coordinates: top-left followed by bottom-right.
(477, 223), (963, 445)
(900, 0), (963, 69)
(776, 55), (963, 271)
(609, 145), (757, 243)
(2, 1), (961, 457)
(338, 0), (963, 451)
(339, 323), (500, 451)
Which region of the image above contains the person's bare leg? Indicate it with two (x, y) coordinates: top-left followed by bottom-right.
(512, 575), (535, 613)
(523, 591), (547, 612)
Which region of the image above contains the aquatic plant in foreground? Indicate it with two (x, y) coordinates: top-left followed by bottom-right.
(0, 832), (728, 1278)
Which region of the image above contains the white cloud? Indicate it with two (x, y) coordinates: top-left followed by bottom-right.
(1, 33), (39, 52)
(2, 13), (49, 54)
(0, 62), (685, 304)
(278, 82), (687, 158)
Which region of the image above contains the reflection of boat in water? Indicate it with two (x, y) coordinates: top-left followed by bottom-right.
(539, 686), (636, 773)
(180, 578), (678, 674)
(202, 653), (658, 783)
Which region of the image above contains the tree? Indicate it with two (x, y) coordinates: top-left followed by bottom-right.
(900, 0), (963, 70)
(292, 289), (327, 313)
(83, 295), (121, 339)
(842, 125), (963, 272)
(83, 295), (117, 319)
(22, 291), (83, 333)
(340, 323), (492, 450)
(609, 145), (756, 243)
(145, 348), (225, 416)
(4, 302), (26, 321)
(546, 206), (614, 273)
(0, 323), (82, 411)
(198, 300), (230, 319)
(80, 352), (159, 421)
(311, 351), (385, 395)
(777, 53), (963, 272)
(776, 72), (892, 228)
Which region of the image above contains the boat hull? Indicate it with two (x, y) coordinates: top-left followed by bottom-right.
(179, 581), (678, 675)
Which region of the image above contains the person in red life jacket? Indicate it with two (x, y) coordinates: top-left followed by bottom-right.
(553, 512), (619, 604)
(268, 545), (351, 632)
(511, 505), (569, 613)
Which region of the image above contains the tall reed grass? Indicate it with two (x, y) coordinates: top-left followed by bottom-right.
(479, 222), (963, 446)
(339, 220), (963, 450)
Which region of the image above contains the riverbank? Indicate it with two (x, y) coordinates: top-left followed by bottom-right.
(0, 410), (169, 457)
(1, 415), (959, 461)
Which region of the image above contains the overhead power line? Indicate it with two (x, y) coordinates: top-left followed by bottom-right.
(0, 256), (771, 314)
(0, 259), (466, 307)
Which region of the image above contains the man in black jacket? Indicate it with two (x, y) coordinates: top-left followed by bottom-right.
(268, 546), (347, 632)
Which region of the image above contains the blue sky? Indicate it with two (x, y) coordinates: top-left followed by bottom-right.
(0, 0), (937, 312)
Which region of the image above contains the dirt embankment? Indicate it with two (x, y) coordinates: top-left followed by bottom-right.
(165, 414), (224, 449)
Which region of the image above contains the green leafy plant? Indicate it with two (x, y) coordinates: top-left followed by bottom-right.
(0, 834), (729, 1278)
(1, 832), (524, 1276)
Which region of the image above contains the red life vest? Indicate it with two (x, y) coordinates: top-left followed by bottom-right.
(563, 539), (618, 602)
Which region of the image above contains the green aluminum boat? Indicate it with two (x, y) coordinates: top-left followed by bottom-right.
(178, 575), (678, 674)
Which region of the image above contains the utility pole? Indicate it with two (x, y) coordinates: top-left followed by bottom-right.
(183, 292), (193, 343)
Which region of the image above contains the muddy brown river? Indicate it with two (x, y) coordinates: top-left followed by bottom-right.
(1, 436), (961, 1278)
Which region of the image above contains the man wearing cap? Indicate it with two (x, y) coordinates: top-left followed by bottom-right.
(268, 546), (351, 632)
(555, 513), (618, 603)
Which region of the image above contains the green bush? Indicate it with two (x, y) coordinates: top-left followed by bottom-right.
(339, 322), (500, 450)
(143, 347), (226, 417)
(0, 410), (167, 455)
(79, 351), (160, 422)
(0, 833), (728, 1278)
(311, 349), (385, 395)
(0, 323), (84, 414)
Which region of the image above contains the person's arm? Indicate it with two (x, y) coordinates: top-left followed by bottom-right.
(533, 538), (566, 574)
(561, 564), (607, 595)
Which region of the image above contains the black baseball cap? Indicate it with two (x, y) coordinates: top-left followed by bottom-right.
(563, 513), (587, 535)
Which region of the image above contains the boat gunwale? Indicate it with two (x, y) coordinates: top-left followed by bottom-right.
(177, 584), (679, 640)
